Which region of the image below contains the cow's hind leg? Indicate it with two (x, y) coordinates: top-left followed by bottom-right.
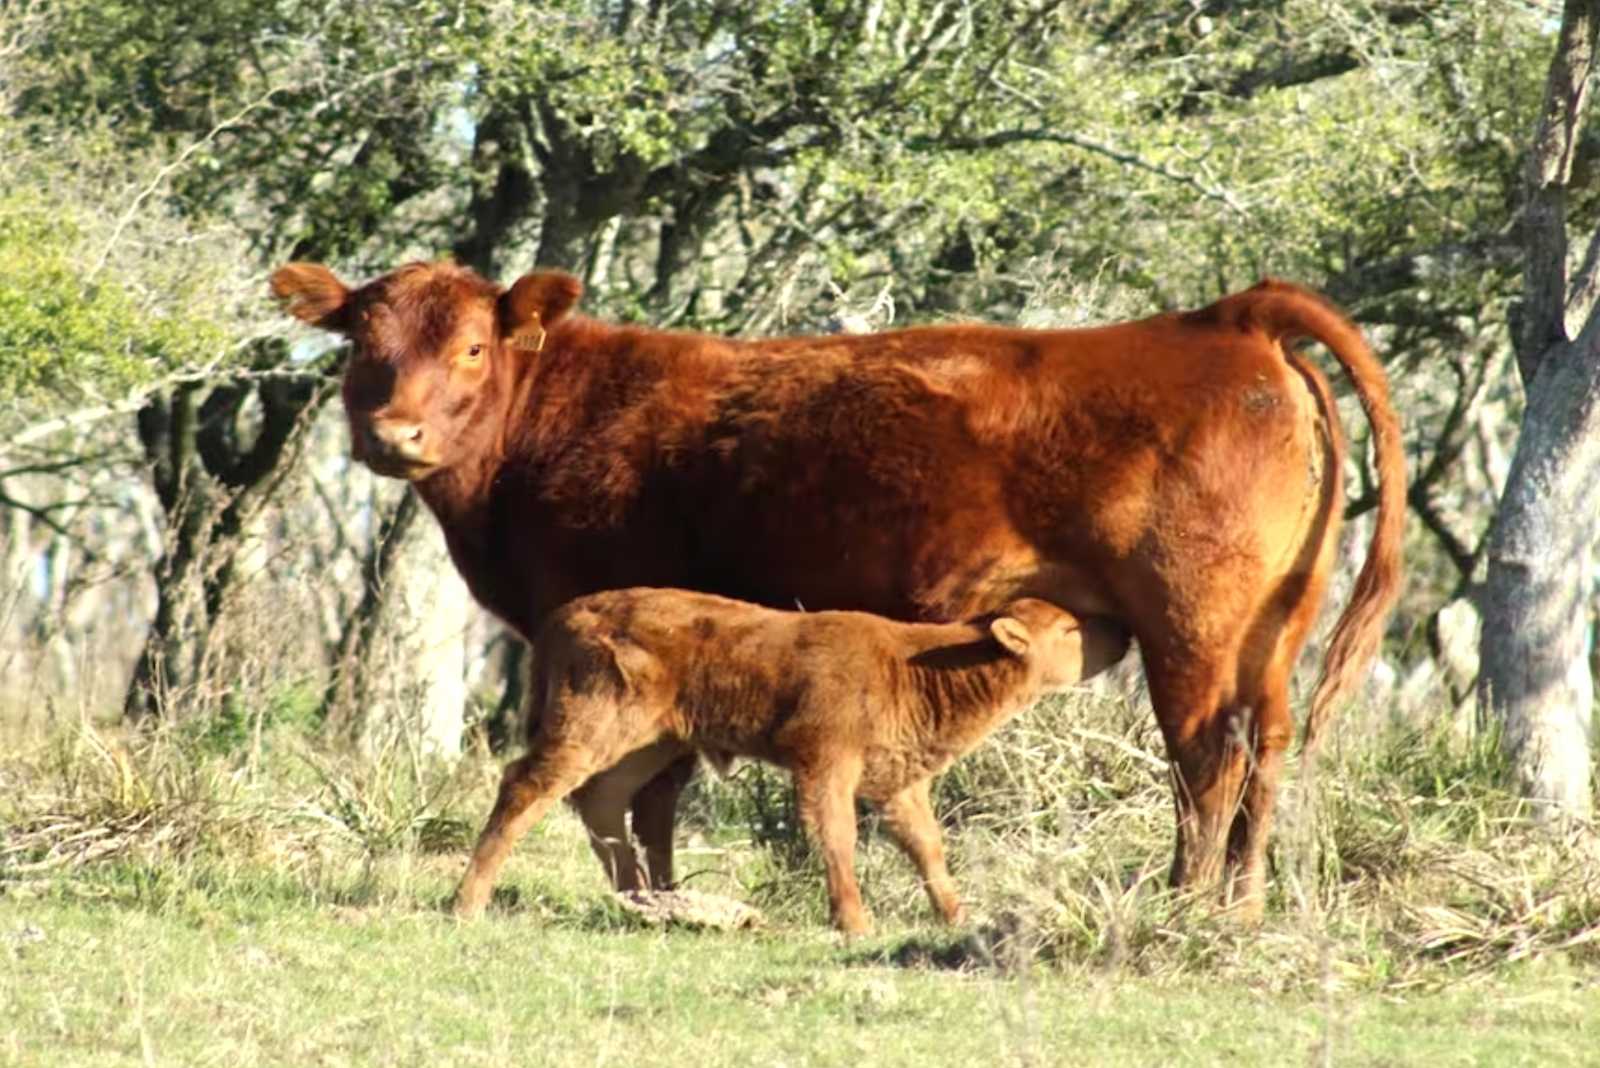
(454, 741), (602, 919)
(1221, 675), (1292, 921)
(1145, 651), (1251, 899)
(879, 778), (964, 924)
(1224, 571), (1327, 919)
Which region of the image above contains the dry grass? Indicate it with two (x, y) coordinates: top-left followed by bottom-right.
(683, 687), (1600, 992)
(2, 687), (1597, 999)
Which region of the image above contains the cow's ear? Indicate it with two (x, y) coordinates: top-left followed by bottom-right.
(270, 263), (352, 332)
(499, 270), (583, 352)
(990, 617), (1032, 658)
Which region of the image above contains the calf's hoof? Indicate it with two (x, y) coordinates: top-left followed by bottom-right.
(452, 885), (490, 921)
(833, 912), (874, 939)
(1219, 893), (1265, 927)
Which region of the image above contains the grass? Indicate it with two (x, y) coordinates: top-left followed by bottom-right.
(2, 692), (1599, 1066)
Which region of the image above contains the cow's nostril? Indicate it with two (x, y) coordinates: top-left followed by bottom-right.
(369, 420), (428, 461)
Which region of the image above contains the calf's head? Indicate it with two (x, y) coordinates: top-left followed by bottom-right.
(270, 260), (582, 480)
(989, 598), (1130, 690)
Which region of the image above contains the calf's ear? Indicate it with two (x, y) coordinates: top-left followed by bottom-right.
(499, 270), (583, 351)
(270, 263), (352, 331)
(990, 617), (1032, 658)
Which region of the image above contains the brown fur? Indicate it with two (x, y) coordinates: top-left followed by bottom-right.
(453, 589), (1130, 933)
(271, 260), (1406, 918)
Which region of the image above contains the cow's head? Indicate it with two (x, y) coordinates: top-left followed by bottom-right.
(989, 598), (1130, 690)
(270, 260), (582, 480)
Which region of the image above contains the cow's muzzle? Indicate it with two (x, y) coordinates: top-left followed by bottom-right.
(358, 417), (438, 479)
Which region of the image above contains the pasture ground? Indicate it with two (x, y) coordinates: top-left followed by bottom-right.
(2, 690), (1597, 1066)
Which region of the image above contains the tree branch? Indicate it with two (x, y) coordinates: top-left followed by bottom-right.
(1517, 0), (1600, 378)
(90, 89), (284, 279)
(1, 354), (335, 464)
(1565, 220), (1600, 327)
(906, 128), (1248, 216)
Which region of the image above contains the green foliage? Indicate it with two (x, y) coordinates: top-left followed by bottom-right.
(0, 192), (225, 406)
(186, 680), (323, 757)
(12, 0), (1554, 340)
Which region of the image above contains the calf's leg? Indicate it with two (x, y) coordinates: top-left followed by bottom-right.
(793, 755), (869, 935)
(570, 741), (691, 892)
(569, 774), (645, 892)
(880, 778), (964, 924)
(454, 741), (600, 919)
(629, 753), (699, 890)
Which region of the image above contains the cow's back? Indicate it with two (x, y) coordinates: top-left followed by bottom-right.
(670, 312), (1323, 629)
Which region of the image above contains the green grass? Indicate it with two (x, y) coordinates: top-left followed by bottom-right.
(2, 697), (1598, 1066)
(5, 870), (1598, 1067)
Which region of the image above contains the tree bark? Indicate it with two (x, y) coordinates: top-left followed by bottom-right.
(1479, 0), (1600, 819)
(125, 384), (211, 719)
(1516, 0), (1600, 377)
(333, 506), (471, 758)
(1478, 325), (1600, 818)
(320, 489), (420, 734)
(124, 369), (335, 720)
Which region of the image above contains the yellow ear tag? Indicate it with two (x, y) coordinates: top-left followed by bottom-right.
(510, 314), (545, 352)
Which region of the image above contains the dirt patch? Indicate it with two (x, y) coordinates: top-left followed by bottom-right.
(613, 889), (763, 931)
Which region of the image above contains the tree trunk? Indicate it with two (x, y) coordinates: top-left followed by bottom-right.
(335, 508), (472, 759)
(125, 384), (213, 719)
(1479, 0), (1600, 819)
(1478, 326), (1600, 818)
(320, 489), (419, 734)
(125, 368), (335, 721)
(392, 523), (470, 759)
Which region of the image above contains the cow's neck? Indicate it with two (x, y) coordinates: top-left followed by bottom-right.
(413, 457), (495, 538)
(409, 323), (608, 539)
(404, 321), (675, 637)
(513, 317), (649, 456)
(903, 632), (1037, 741)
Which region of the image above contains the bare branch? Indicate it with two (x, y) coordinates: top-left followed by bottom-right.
(0, 488), (85, 540)
(908, 128), (1248, 216)
(0, 351), (331, 463)
(90, 89), (285, 279)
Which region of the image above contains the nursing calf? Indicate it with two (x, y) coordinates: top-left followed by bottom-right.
(272, 259), (1406, 917)
(452, 589), (1129, 934)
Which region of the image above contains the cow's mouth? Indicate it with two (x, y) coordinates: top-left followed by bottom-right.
(362, 453), (441, 481)
(350, 420), (442, 480)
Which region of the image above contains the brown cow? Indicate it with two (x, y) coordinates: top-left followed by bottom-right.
(453, 588), (1131, 933)
(271, 260), (1404, 920)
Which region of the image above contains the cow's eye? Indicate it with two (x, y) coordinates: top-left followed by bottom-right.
(464, 344), (483, 361)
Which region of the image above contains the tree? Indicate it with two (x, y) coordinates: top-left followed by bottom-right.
(122, 363), (336, 719)
(0, 112), (294, 716)
(2, 0), (1576, 754)
(1478, 0), (1600, 820)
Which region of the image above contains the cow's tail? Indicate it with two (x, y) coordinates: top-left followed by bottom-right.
(1239, 280), (1406, 755)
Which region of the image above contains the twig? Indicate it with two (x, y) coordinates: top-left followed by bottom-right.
(907, 127), (1249, 216)
(90, 89), (286, 279)
(1, 357), (327, 462)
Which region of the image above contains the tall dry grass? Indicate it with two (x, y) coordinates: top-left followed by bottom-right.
(3, 683), (1596, 992)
